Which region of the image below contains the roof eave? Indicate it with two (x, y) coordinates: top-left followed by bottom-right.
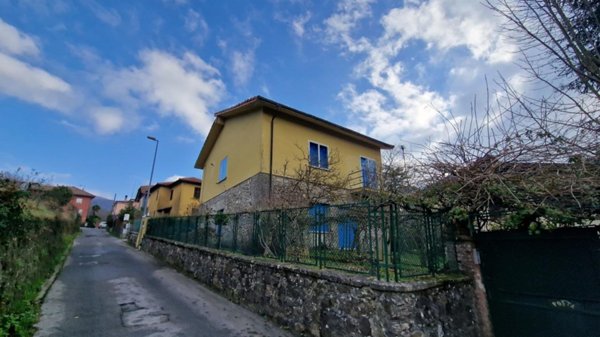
(216, 96), (394, 150)
(195, 117), (225, 169)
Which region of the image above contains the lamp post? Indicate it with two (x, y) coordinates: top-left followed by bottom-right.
(142, 136), (159, 218)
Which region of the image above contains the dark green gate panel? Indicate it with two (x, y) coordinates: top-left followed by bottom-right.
(476, 227), (600, 337)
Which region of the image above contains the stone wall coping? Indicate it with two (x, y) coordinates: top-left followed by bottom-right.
(145, 235), (470, 293)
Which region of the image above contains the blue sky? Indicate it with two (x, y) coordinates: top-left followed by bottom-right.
(0, 0), (526, 200)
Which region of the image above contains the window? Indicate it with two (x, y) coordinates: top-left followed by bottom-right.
(169, 190), (174, 200)
(75, 197), (82, 204)
(309, 204), (329, 233)
(361, 157), (378, 189)
(77, 209), (83, 214)
(218, 156), (228, 182)
(193, 187), (201, 199)
(309, 142), (328, 169)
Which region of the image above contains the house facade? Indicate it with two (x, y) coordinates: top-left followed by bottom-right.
(111, 200), (131, 217)
(194, 96), (393, 213)
(68, 187), (95, 224)
(134, 185), (150, 215)
(147, 177), (202, 216)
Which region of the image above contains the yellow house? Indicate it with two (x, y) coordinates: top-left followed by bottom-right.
(194, 96), (394, 213)
(147, 177), (202, 216)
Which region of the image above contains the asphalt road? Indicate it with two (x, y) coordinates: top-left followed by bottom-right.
(35, 228), (293, 337)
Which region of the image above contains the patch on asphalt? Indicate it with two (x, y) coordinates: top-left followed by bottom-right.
(119, 302), (169, 327)
(78, 261), (99, 266)
(109, 277), (179, 334)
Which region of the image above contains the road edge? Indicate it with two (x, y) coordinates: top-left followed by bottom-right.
(35, 230), (79, 303)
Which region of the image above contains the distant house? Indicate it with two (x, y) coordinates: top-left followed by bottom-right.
(147, 177), (202, 216)
(134, 185), (150, 214)
(67, 187), (95, 224)
(111, 200), (131, 217)
(194, 96), (393, 213)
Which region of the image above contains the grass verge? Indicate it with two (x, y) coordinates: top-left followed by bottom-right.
(0, 231), (78, 337)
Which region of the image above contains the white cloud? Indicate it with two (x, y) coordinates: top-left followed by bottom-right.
(175, 135), (195, 143)
(381, 0), (515, 64)
(291, 12), (312, 38)
(0, 52), (75, 112)
(231, 49), (255, 87)
(0, 18), (40, 56)
(91, 107), (125, 134)
(323, 0), (374, 52)
(339, 83), (454, 145)
(185, 9), (207, 33)
(102, 49), (225, 135)
(319, 0), (524, 148)
(165, 175), (185, 182)
(184, 9), (209, 45)
(85, 0), (121, 27)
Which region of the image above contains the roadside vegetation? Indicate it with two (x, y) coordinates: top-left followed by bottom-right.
(0, 172), (80, 337)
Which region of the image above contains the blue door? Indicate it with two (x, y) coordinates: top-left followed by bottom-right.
(338, 222), (357, 249)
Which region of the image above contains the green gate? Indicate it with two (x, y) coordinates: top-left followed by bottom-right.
(476, 227), (600, 337)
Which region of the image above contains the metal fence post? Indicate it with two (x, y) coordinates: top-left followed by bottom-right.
(216, 217), (222, 250)
(194, 216), (199, 245)
(390, 203), (400, 282)
(184, 217), (190, 243)
(279, 209), (286, 261)
(204, 215), (209, 246)
(232, 214), (239, 252)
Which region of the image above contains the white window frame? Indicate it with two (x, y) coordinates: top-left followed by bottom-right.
(360, 156), (378, 189)
(308, 140), (329, 170)
(218, 156), (228, 183)
(75, 197), (83, 204)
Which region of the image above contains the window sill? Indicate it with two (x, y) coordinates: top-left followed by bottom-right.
(309, 165), (330, 171)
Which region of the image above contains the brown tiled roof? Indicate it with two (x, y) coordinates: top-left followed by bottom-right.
(135, 185), (150, 201)
(149, 177), (202, 193)
(68, 186), (95, 198)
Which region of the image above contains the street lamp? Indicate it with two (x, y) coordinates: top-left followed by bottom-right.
(142, 136), (159, 217)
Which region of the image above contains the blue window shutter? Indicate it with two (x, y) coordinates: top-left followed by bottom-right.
(218, 157), (228, 182)
(319, 145), (328, 169)
(309, 142), (319, 167)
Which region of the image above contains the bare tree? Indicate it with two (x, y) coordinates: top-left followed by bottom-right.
(412, 2), (600, 230)
(268, 146), (353, 209)
(488, 0), (599, 95)
(486, 0), (599, 155)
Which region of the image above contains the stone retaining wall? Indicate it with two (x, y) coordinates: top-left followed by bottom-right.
(141, 236), (478, 337)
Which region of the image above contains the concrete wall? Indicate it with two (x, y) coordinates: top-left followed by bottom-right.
(141, 236), (478, 337)
(454, 237), (494, 337)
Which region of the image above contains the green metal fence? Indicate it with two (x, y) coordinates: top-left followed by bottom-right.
(131, 219), (142, 232)
(145, 202), (452, 281)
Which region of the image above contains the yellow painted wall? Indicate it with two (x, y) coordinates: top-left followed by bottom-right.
(147, 187), (170, 216)
(172, 183), (201, 215)
(261, 112), (382, 182)
(199, 109), (263, 204)
(200, 108), (383, 204)
(148, 183), (201, 216)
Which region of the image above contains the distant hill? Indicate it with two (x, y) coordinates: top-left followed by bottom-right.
(90, 196), (113, 220)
